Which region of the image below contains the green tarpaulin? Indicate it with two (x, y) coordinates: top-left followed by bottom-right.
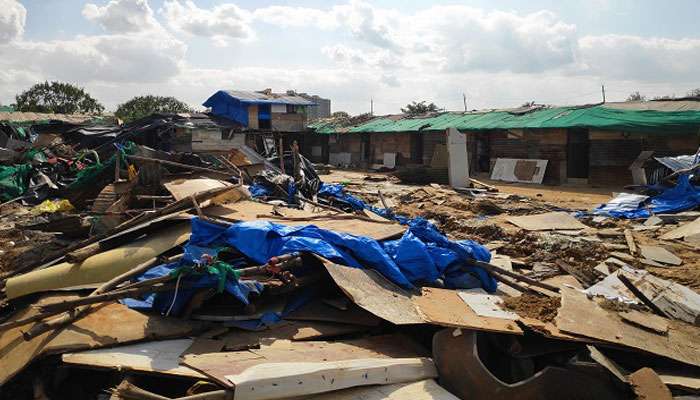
(0, 164), (33, 201)
(310, 105), (700, 135)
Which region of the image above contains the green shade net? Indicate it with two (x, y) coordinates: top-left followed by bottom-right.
(0, 164), (33, 201)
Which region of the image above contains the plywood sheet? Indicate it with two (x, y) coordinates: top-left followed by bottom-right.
(490, 158), (548, 184)
(63, 339), (206, 379)
(413, 287), (522, 334)
(163, 178), (232, 201)
(220, 321), (370, 351)
(206, 202), (405, 241)
(181, 335), (428, 387)
(660, 217), (700, 240)
(283, 379), (460, 400)
(226, 357), (437, 400)
(323, 262), (423, 325)
(639, 245), (682, 266)
(0, 296), (197, 385)
(285, 302), (381, 327)
(507, 211), (588, 231)
(555, 287), (700, 367)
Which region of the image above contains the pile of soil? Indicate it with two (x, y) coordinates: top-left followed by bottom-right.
(502, 294), (561, 323)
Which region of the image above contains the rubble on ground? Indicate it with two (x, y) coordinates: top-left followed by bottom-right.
(0, 126), (699, 400)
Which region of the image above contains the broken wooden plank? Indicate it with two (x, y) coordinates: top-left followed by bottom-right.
(555, 287), (700, 367)
(63, 339), (206, 379)
(506, 212), (588, 231)
(620, 310), (669, 334)
(220, 321), (371, 351)
(587, 346), (628, 383)
(0, 295), (198, 385)
(285, 302), (382, 327)
(284, 379), (460, 400)
(628, 368), (672, 400)
(225, 357), (437, 400)
(624, 229), (637, 255)
(163, 177), (233, 201)
(206, 202), (405, 241)
(322, 262), (423, 325)
(181, 335), (428, 388)
(413, 287), (522, 334)
(456, 290), (518, 320)
(638, 245), (682, 266)
(660, 217), (700, 240)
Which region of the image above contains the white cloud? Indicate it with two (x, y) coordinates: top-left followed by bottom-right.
(322, 44), (401, 68)
(0, 0), (26, 41)
(83, 0), (160, 33)
(160, 0), (253, 46)
(579, 35), (700, 81)
(252, 6), (338, 30)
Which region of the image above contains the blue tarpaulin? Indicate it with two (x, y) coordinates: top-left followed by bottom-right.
(317, 183), (407, 222)
(189, 216), (496, 292)
(594, 175), (700, 218)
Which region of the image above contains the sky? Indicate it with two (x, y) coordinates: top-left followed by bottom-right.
(1, 0), (699, 114)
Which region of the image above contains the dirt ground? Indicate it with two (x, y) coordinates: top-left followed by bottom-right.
(322, 169), (615, 210)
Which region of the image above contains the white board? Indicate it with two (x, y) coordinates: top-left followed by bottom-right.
(446, 128), (469, 188)
(490, 158), (548, 184)
(383, 153), (396, 169)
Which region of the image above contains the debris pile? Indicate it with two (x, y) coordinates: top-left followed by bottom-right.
(1, 124), (699, 400)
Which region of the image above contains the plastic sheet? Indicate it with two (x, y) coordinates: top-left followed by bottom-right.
(594, 175), (700, 218)
(189, 216), (496, 292)
(0, 164), (32, 201)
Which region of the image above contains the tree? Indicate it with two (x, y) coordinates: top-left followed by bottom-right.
(14, 81), (104, 114)
(401, 101), (440, 116)
(115, 95), (192, 123)
(687, 88), (700, 97)
(626, 91), (646, 102)
(520, 101), (536, 107)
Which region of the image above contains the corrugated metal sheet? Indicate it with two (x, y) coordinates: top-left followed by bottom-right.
(223, 90), (316, 106)
(654, 155), (697, 171)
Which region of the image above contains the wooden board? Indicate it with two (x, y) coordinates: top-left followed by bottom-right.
(163, 177), (232, 201)
(225, 357), (437, 400)
(285, 302), (381, 327)
(281, 379), (460, 400)
(490, 158), (548, 184)
(638, 245), (682, 266)
(0, 295), (198, 385)
(413, 287), (522, 334)
(555, 287), (700, 367)
(628, 368), (672, 400)
(506, 212), (588, 231)
(656, 369), (700, 391)
(620, 310), (669, 334)
(219, 321), (371, 351)
(63, 339), (206, 379)
(323, 262), (423, 325)
(206, 202), (405, 241)
(181, 335), (428, 388)
(660, 217), (700, 240)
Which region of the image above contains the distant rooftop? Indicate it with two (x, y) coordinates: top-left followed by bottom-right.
(0, 111), (100, 124)
(221, 89), (317, 106)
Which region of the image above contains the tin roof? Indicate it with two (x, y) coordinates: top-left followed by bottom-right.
(223, 90), (316, 106)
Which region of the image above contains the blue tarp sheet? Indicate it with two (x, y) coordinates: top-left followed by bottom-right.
(190, 216), (496, 292)
(594, 175), (700, 218)
(202, 90), (249, 126)
(317, 183), (407, 222)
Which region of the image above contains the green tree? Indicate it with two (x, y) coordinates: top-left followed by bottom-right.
(14, 81), (104, 114)
(626, 91), (646, 102)
(115, 95), (192, 123)
(401, 101), (440, 116)
(687, 88), (700, 97)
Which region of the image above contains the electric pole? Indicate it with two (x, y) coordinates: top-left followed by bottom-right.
(601, 84), (606, 103)
(370, 98), (374, 115)
(463, 93), (467, 111)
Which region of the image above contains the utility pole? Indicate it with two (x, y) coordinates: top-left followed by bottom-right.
(601, 84), (606, 103)
(463, 93), (467, 111)
(370, 98), (374, 115)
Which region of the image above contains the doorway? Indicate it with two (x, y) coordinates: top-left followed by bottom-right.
(567, 128), (590, 178)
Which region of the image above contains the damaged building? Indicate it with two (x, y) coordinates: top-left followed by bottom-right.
(309, 99), (700, 186)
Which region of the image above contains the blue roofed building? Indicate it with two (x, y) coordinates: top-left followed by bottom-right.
(203, 89), (321, 132)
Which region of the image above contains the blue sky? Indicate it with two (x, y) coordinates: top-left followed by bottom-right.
(2, 0), (700, 113)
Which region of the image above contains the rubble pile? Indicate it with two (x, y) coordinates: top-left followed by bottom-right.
(0, 122), (699, 400)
